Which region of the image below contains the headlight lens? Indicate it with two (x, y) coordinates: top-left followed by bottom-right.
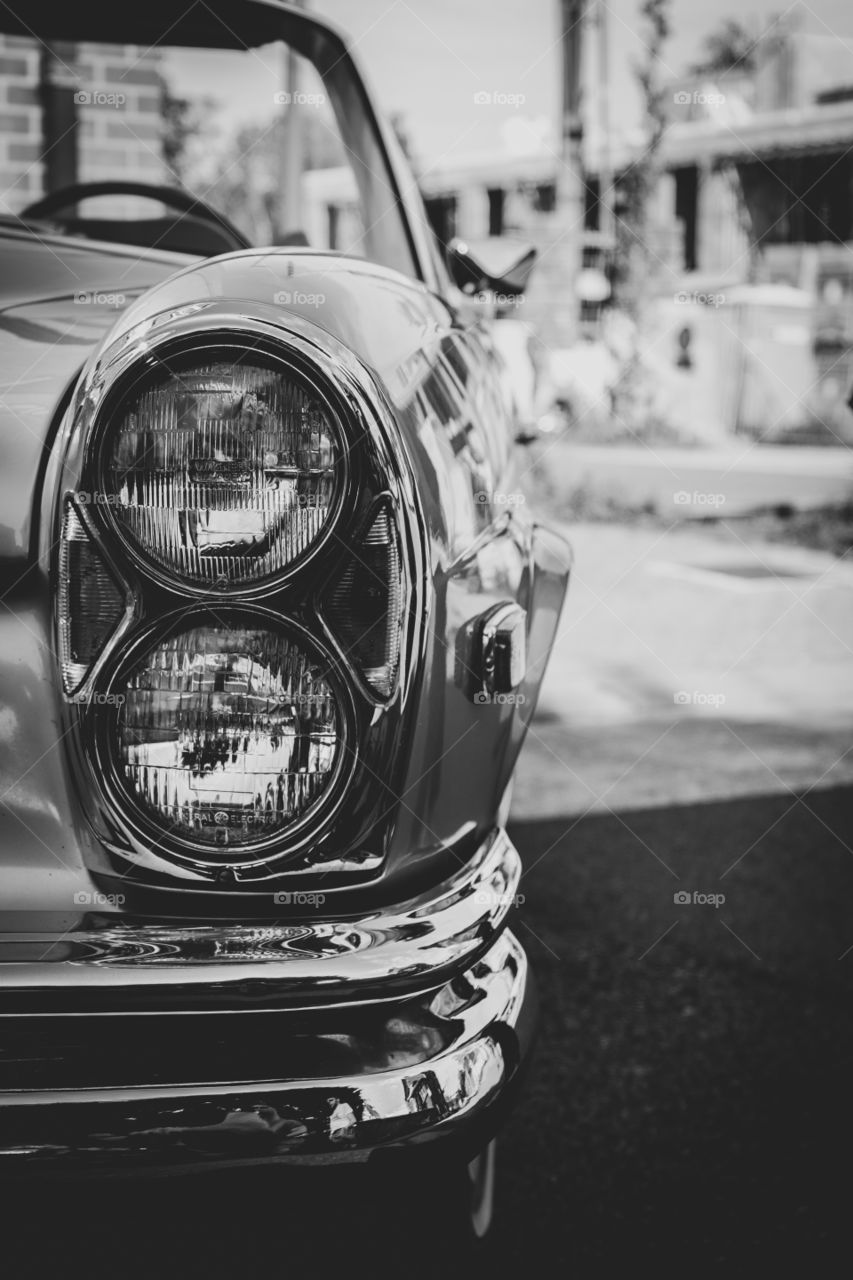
(115, 620), (342, 853)
(103, 355), (342, 588)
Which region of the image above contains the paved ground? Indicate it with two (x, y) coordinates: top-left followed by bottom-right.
(5, 520), (852, 1277)
(514, 520), (853, 818)
(501, 785), (853, 1275)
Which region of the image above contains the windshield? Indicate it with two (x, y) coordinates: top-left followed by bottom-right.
(0, 7), (419, 276)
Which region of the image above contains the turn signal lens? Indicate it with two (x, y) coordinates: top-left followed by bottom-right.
(58, 501), (126, 695)
(325, 503), (403, 698)
(103, 357), (342, 588)
(116, 621), (342, 854)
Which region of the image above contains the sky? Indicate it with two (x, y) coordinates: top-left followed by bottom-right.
(166, 0), (853, 171)
(309, 0), (853, 164)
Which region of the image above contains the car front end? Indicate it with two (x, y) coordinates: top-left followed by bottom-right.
(0, 265), (562, 1175)
(0, 4), (570, 1216)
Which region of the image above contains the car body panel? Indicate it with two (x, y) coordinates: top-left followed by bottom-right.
(0, 228), (199, 564)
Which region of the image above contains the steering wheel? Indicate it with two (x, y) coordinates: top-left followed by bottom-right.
(20, 181), (251, 254)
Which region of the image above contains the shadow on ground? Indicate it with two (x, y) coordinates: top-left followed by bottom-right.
(4, 788), (852, 1278)
(500, 784), (853, 1275)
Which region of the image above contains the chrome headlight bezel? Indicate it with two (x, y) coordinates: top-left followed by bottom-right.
(51, 300), (429, 886)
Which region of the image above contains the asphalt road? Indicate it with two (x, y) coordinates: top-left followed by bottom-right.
(501, 786), (853, 1275)
(5, 786), (852, 1279)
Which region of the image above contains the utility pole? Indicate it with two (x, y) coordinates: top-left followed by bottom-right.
(595, 0), (614, 250)
(544, 0), (586, 348)
(40, 43), (80, 195)
(274, 0), (305, 241)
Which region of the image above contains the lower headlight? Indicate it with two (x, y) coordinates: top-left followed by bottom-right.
(111, 618), (343, 855)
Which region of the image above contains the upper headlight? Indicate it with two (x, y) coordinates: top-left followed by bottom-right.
(101, 352), (344, 589)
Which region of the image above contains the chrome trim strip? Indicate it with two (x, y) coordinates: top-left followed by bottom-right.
(0, 930), (534, 1166)
(0, 829), (520, 1000)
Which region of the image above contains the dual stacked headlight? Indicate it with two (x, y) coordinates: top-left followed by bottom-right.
(105, 357), (341, 590)
(59, 340), (396, 869)
(110, 615), (342, 856)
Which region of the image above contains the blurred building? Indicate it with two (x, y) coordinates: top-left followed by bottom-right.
(304, 15), (853, 440)
(307, 27), (848, 288)
(656, 16), (853, 441)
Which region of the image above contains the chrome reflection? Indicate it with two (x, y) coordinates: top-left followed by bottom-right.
(0, 931), (530, 1165)
(0, 829), (521, 995)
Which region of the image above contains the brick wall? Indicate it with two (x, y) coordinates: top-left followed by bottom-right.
(0, 35), (167, 216)
(0, 35), (41, 211)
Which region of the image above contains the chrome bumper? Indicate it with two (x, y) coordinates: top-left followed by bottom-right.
(0, 830), (536, 1170)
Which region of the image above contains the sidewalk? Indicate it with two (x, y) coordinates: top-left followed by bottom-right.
(512, 520), (853, 819)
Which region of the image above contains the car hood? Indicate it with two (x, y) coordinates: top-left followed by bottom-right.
(0, 228), (197, 564)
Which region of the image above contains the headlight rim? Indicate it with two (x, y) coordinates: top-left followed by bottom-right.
(86, 605), (359, 874)
(85, 332), (355, 600)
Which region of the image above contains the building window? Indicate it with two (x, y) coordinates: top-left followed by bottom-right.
(674, 166), (699, 272)
(424, 194), (458, 251)
(327, 204), (339, 249)
(531, 182), (556, 213)
(487, 187), (505, 236)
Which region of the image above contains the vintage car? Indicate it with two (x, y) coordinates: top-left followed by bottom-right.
(0, 0), (570, 1242)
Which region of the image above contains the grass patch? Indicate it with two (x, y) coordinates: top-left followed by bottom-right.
(725, 503), (853, 558)
(521, 449), (853, 557)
